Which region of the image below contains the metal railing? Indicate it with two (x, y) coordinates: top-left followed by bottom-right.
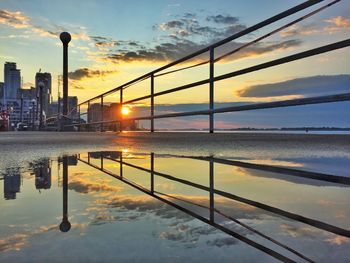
(78, 150), (350, 262)
(65, 0), (350, 132)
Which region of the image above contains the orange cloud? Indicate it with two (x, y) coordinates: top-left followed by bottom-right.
(0, 9), (29, 29)
(325, 16), (350, 29)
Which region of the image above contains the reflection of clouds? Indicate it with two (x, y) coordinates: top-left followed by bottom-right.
(0, 234), (27, 252)
(206, 237), (238, 247)
(89, 193), (265, 248)
(159, 223), (239, 248)
(0, 224), (57, 253)
(95, 195), (192, 222)
(242, 159), (304, 168)
(0, 223), (89, 253)
(280, 224), (319, 238)
(326, 236), (350, 245)
(68, 177), (122, 194)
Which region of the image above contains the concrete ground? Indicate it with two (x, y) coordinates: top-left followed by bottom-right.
(0, 131), (349, 170)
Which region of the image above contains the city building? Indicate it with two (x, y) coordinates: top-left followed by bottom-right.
(49, 96), (78, 119)
(3, 62), (21, 100)
(35, 72), (52, 117)
(87, 102), (137, 131)
(0, 82), (3, 101)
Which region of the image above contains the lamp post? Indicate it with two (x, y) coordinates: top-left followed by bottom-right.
(59, 32), (71, 131)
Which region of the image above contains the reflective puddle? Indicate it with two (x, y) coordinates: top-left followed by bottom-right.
(1, 150), (350, 262)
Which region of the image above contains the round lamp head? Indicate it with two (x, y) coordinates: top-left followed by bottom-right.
(59, 220), (71, 232)
(60, 32), (71, 45)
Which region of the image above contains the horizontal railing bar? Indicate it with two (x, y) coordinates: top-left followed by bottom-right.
(77, 157), (295, 262)
(123, 39), (350, 105)
(213, 92), (350, 113)
(216, 39), (350, 82)
(191, 156), (350, 185)
(97, 155), (350, 238)
(78, 0), (323, 106)
(65, 92), (350, 127)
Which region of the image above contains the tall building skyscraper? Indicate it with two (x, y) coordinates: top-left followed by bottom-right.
(0, 82), (4, 101)
(4, 62), (21, 100)
(35, 72), (52, 116)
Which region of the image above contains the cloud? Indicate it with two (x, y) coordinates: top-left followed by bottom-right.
(90, 36), (117, 48)
(0, 9), (29, 29)
(206, 15), (239, 24)
(281, 16), (350, 38)
(101, 12), (300, 64)
(105, 39), (300, 64)
(68, 68), (118, 80)
(325, 16), (350, 29)
(0, 8), (90, 41)
(159, 20), (185, 30)
(237, 75), (350, 98)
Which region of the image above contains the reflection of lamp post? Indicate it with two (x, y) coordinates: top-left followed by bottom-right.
(59, 156), (71, 232)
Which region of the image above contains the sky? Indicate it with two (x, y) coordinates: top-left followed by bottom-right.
(0, 0), (349, 128)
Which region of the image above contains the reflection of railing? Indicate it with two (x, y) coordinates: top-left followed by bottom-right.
(66, 0), (350, 132)
(78, 151), (350, 262)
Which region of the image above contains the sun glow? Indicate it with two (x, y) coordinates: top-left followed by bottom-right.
(121, 106), (131, 115)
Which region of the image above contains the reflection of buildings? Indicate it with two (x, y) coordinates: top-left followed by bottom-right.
(3, 169), (21, 200)
(33, 159), (52, 190)
(89, 151), (121, 159)
(87, 102), (137, 130)
(58, 155), (78, 166)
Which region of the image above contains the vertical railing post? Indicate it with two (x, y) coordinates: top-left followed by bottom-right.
(100, 96), (104, 132)
(100, 153), (104, 169)
(59, 32), (71, 131)
(120, 88), (123, 132)
(209, 47), (214, 133)
(150, 153), (154, 193)
(120, 152), (123, 178)
(78, 105), (80, 131)
(209, 157), (214, 222)
(87, 100), (90, 132)
(150, 74), (154, 132)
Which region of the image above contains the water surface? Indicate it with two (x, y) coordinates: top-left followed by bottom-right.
(1, 148), (349, 262)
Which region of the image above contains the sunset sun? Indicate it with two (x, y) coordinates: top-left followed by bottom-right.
(121, 106), (131, 116)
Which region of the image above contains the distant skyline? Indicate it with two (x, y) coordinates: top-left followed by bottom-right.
(1, 0), (350, 128)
